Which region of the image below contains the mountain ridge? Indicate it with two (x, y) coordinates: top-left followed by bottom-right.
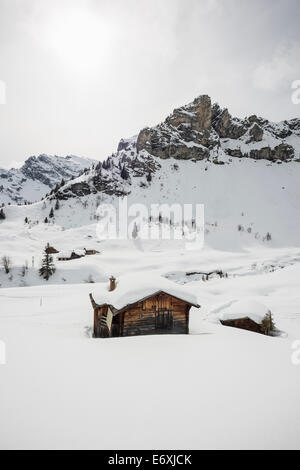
(2, 94), (300, 248)
(55, 94), (300, 201)
(0, 154), (96, 205)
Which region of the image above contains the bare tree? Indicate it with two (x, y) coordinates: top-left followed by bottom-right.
(1, 256), (12, 274)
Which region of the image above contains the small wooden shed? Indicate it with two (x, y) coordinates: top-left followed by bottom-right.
(220, 300), (272, 335)
(90, 277), (200, 338)
(58, 249), (85, 261)
(220, 317), (264, 334)
(46, 246), (59, 254)
(84, 249), (100, 256)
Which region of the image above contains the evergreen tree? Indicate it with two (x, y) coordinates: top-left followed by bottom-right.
(147, 172), (152, 183)
(44, 217), (49, 224)
(0, 208), (6, 220)
(55, 199), (60, 210)
(39, 244), (56, 281)
(49, 208), (54, 219)
(24, 217), (29, 224)
(261, 312), (276, 336)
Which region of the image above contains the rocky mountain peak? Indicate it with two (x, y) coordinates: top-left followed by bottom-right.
(166, 94), (212, 132)
(135, 94), (300, 163)
(11, 94), (300, 204)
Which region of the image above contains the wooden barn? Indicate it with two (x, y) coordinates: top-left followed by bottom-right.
(90, 276), (200, 338)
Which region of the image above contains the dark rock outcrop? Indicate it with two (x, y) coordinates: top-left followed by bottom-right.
(137, 95), (218, 161)
(248, 123), (264, 143)
(249, 144), (294, 162)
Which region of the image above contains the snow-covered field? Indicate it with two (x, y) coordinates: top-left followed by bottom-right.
(1, 222), (300, 449)
(1, 156), (300, 449)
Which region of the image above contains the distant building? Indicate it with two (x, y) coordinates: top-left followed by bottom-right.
(46, 246), (59, 254)
(58, 249), (85, 261)
(84, 249), (100, 256)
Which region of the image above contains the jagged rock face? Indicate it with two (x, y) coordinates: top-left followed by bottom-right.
(289, 119), (300, 132)
(248, 124), (264, 143)
(212, 105), (248, 139)
(249, 144), (294, 161)
(137, 95), (218, 161)
(21, 154), (93, 187)
(136, 94), (300, 163)
(136, 127), (211, 161)
(167, 95), (212, 131)
(57, 149), (160, 200)
(136, 95), (281, 160)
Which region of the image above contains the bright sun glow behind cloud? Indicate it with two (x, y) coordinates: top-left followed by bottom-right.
(41, 6), (115, 72)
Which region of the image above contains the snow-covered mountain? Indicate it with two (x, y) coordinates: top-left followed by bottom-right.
(53, 94), (300, 201)
(0, 154), (96, 205)
(2, 95), (300, 247)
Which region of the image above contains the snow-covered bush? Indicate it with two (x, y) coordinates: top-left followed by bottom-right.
(85, 275), (95, 284)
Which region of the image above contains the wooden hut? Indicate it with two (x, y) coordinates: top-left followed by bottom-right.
(84, 248), (100, 256)
(219, 300), (272, 335)
(90, 276), (200, 338)
(58, 249), (85, 261)
(46, 246), (59, 254)
(220, 317), (264, 334)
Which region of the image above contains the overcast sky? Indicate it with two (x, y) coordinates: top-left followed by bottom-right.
(0, 0), (299, 168)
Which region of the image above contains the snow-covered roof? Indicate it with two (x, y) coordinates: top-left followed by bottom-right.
(58, 249), (85, 258)
(91, 274), (200, 312)
(75, 249), (86, 256)
(220, 300), (270, 324)
(58, 250), (73, 258)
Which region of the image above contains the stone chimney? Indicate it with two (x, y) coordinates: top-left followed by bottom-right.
(109, 276), (116, 292)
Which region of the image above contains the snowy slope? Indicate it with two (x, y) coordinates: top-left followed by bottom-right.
(0, 154), (96, 205)
(0, 95), (300, 449)
(0, 261), (300, 449)
(3, 156), (299, 249)
(1, 94), (300, 248)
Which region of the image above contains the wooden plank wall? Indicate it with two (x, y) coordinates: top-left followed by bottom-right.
(122, 293), (189, 337)
(94, 305), (109, 338)
(94, 293), (191, 338)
